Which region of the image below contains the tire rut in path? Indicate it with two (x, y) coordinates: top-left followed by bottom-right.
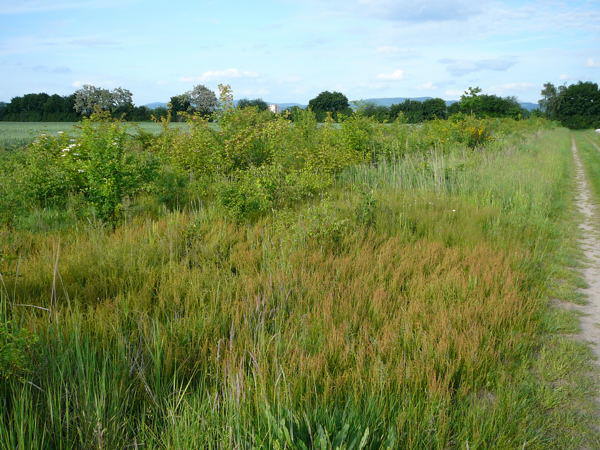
(570, 138), (600, 361)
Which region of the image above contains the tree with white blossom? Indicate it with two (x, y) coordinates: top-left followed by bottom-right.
(74, 85), (133, 116)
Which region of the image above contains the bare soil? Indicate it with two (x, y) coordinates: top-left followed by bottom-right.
(571, 138), (600, 360)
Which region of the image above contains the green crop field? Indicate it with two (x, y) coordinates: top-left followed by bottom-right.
(0, 122), (78, 149)
(0, 121), (191, 149)
(0, 111), (599, 448)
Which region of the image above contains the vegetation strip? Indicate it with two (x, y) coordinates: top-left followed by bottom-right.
(1, 110), (599, 447)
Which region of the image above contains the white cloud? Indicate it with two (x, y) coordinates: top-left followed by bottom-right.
(72, 79), (116, 88)
(444, 89), (464, 98)
(493, 82), (534, 91)
(0, 0), (130, 14)
(417, 81), (436, 90)
(279, 75), (302, 83)
(376, 46), (400, 54)
(239, 87), (270, 97)
(559, 74), (571, 80)
(0, 35), (121, 56)
(357, 0), (485, 22)
(439, 57), (516, 76)
(586, 58), (600, 68)
(376, 69), (405, 80)
(32, 65), (71, 74)
(375, 46), (417, 59)
(180, 68), (259, 83)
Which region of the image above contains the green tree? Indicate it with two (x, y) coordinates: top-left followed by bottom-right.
(390, 100), (424, 123)
(284, 105), (305, 122)
(553, 81), (600, 129)
(1, 93), (78, 122)
(538, 82), (559, 118)
(168, 94), (191, 121)
(356, 102), (390, 122)
(188, 84), (218, 116)
(453, 87), (525, 119)
(238, 98), (269, 111)
(421, 98), (447, 120)
(308, 91), (351, 121)
(459, 87), (482, 115)
(73, 85), (133, 116)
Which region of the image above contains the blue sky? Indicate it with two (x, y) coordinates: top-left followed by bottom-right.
(1, 0), (599, 105)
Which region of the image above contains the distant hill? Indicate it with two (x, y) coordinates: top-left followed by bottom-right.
(519, 102), (539, 111)
(144, 102), (168, 109)
(353, 97), (437, 107)
(274, 102), (306, 110)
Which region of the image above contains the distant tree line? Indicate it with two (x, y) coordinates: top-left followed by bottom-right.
(539, 81), (600, 129)
(0, 93), (79, 121)
(237, 98), (268, 111)
(3, 81), (600, 128)
(0, 87), (169, 122)
(349, 88), (528, 123)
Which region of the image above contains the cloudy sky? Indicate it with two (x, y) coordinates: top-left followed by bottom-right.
(1, 0), (599, 105)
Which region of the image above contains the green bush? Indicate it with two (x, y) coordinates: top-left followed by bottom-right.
(150, 167), (191, 210)
(3, 113), (159, 225)
(20, 131), (82, 206)
(219, 165), (280, 220)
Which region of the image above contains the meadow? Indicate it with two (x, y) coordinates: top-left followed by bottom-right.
(0, 109), (598, 448)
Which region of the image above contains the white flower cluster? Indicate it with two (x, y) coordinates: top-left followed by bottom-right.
(60, 143), (78, 157)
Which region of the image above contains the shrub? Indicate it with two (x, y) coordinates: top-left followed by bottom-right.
(6, 113), (159, 225)
(76, 114), (159, 224)
(149, 167), (191, 210)
(341, 114), (378, 158)
(220, 108), (287, 172)
(20, 131), (82, 207)
(219, 165), (280, 220)
(163, 115), (223, 179)
(219, 165), (334, 221)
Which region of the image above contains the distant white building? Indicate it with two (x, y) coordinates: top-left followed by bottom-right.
(268, 104), (280, 114)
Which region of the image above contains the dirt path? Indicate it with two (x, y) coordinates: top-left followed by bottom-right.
(571, 138), (600, 360)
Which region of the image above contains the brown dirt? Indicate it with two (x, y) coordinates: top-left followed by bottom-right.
(571, 138), (600, 360)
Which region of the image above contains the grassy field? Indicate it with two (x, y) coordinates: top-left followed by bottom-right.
(0, 121), (190, 149)
(0, 114), (598, 448)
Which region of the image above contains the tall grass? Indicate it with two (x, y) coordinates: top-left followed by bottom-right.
(574, 130), (600, 202)
(0, 128), (598, 447)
